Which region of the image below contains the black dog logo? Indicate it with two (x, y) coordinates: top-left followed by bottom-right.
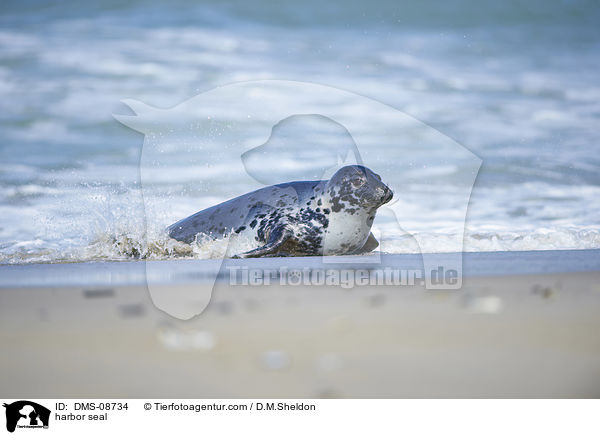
(3, 401), (50, 433)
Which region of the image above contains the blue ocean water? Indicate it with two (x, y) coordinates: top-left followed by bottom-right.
(0, 0), (599, 263)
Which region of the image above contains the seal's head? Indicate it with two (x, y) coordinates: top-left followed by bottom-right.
(326, 165), (393, 213)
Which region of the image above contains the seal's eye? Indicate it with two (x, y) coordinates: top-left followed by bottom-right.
(350, 177), (365, 188)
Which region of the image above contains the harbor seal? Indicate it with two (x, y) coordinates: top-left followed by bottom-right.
(167, 165), (393, 258)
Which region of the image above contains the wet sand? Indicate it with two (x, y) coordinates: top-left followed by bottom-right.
(1, 252), (599, 398)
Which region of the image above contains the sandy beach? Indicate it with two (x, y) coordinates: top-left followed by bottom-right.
(1, 250), (599, 398)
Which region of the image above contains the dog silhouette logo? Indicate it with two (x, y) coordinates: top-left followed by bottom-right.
(3, 401), (50, 433)
(115, 80), (481, 319)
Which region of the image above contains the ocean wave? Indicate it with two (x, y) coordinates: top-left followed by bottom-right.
(0, 0), (599, 265)
(381, 227), (600, 254)
(1, 225), (598, 265)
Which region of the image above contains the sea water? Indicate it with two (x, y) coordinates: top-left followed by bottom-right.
(0, 0), (599, 264)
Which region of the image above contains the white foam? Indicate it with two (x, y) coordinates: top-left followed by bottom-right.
(381, 227), (600, 254)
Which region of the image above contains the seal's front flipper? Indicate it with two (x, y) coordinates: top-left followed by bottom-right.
(354, 232), (379, 254)
(235, 226), (294, 258)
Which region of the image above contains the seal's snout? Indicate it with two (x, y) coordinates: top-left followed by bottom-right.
(374, 182), (393, 205)
(382, 185), (393, 204)
(367, 169), (392, 206)
(377, 184), (393, 204)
